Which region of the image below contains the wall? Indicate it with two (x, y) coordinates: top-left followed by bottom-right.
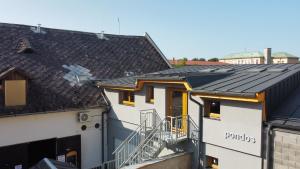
(271, 129), (300, 169)
(0, 108), (104, 169)
(205, 143), (262, 169)
(203, 100), (263, 156)
(137, 153), (192, 169)
(273, 58), (299, 64)
(219, 58), (263, 64)
(105, 84), (201, 159)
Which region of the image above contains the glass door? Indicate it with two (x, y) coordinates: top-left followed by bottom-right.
(166, 88), (188, 131)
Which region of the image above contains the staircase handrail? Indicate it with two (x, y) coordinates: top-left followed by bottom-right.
(122, 117), (165, 167)
(112, 119), (147, 155)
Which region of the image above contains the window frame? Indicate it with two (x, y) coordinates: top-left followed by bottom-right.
(146, 86), (154, 104)
(120, 91), (135, 106)
(204, 99), (221, 120)
(4, 79), (27, 107)
(206, 156), (219, 169)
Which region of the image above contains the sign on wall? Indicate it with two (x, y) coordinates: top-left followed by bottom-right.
(225, 132), (256, 143)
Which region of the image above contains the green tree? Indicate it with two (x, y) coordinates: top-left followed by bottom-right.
(208, 58), (219, 62)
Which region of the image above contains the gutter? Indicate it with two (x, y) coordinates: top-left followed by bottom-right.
(189, 94), (204, 169)
(265, 121), (300, 169)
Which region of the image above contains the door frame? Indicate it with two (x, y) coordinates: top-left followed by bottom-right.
(166, 87), (188, 130)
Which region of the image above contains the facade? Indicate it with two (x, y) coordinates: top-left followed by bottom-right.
(219, 49), (299, 64)
(0, 23), (170, 169)
(98, 64), (300, 169)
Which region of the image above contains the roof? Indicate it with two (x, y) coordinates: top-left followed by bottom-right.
(30, 158), (77, 169)
(169, 60), (227, 65)
(222, 51), (264, 60)
(272, 52), (298, 59)
(269, 86), (300, 128)
(222, 51), (299, 60)
(99, 64), (300, 97)
(0, 23), (170, 116)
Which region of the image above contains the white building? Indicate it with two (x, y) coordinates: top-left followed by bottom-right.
(98, 64), (300, 169)
(219, 48), (299, 64)
(0, 23), (171, 169)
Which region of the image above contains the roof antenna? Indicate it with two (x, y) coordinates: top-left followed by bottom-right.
(118, 17), (120, 35)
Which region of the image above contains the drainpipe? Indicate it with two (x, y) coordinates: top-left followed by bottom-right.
(265, 123), (272, 169)
(189, 94), (204, 169)
(99, 87), (112, 163)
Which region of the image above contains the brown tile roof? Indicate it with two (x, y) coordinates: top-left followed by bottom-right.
(0, 23), (170, 116)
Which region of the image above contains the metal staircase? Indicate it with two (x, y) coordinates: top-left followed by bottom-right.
(102, 109), (197, 169)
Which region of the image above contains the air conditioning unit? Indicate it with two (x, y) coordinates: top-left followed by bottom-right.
(79, 112), (91, 123)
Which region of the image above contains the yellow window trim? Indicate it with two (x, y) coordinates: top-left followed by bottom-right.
(122, 100), (135, 106)
(209, 113), (220, 119)
(192, 92), (265, 103)
(101, 80), (192, 91)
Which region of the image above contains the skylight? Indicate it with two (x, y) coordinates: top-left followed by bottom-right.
(63, 64), (95, 86)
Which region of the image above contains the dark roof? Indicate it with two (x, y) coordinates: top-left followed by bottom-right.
(269, 86), (300, 127)
(30, 158), (77, 169)
(0, 23), (170, 116)
(99, 64), (300, 97)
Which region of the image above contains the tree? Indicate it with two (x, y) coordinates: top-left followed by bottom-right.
(192, 58), (206, 61)
(208, 58), (219, 62)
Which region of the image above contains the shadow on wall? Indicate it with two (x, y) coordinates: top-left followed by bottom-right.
(107, 113), (139, 160)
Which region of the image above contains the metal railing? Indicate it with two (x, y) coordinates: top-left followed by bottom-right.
(96, 159), (116, 169)
(112, 109), (160, 169)
(108, 109), (197, 169)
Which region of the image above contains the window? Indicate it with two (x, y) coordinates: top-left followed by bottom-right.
(120, 91), (135, 106)
(4, 80), (26, 107)
(146, 86), (154, 104)
(205, 100), (220, 119)
(206, 156), (219, 169)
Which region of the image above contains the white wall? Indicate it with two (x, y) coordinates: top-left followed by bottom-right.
(0, 108), (104, 169)
(205, 143), (262, 169)
(105, 85), (166, 129)
(203, 100), (263, 156)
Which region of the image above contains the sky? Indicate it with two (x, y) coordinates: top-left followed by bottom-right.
(0, 0), (299, 60)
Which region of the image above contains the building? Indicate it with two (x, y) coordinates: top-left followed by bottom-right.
(219, 48), (299, 64)
(0, 23), (170, 169)
(169, 59), (227, 66)
(98, 64), (300, 169)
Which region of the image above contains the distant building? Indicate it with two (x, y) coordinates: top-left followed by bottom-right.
(169, 58), (227, 66)
(219, 48), (299, 64)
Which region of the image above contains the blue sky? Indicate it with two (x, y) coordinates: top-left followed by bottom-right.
(0, 0), (299, 59)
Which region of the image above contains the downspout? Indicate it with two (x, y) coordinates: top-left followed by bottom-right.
(99, 87), (112, 163)
(189, 94), (204, 169)
(265, 123), (272, 169)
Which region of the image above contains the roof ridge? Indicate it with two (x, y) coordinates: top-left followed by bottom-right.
(0, 22), (145, 38)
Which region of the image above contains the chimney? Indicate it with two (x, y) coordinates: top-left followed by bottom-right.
(37, 24), (41, 33)
(264, 48), (272, 64)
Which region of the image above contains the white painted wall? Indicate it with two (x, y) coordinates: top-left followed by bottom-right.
(205, 143), (262, 169)
(105, 85), (166, 130)
(0, 108), (104, 169)
(203, 100), (263, 156)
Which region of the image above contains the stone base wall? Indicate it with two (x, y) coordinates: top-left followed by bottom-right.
(271, 129), (300, 169)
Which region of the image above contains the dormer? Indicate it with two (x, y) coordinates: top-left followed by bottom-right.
(16, 38), (33, 54)
(0, 67), (29, 107)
